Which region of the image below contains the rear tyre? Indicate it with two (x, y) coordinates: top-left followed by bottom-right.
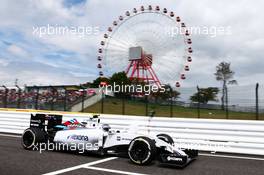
(22, 128), (47, 150)
(128, 136), (156, 165)
(157, 134), (174, 145)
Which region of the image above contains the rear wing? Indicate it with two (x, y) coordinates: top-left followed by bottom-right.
(30, 113), (63, 131)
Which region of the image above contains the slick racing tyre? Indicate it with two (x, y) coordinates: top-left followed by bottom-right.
(22, 128), (47, 150)
(157, 133), (174, 145)
(128, 136), (156, 165)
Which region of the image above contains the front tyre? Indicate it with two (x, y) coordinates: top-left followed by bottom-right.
(22, 128), (47, 150)
(128, 136), (156, 165)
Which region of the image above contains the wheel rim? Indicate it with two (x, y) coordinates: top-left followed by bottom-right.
(129, 140), (150, 163)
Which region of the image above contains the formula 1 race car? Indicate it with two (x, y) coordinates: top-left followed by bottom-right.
(21, 113), (198, 167)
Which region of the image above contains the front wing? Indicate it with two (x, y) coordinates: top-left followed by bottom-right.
(158, 150), (198, 167)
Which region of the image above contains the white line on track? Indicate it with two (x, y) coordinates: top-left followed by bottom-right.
(0, 133), (21, 138)
(1, 133), (264, 169)
(43, 157), (118, 175)
(200, 153), (264, 161)
(84, 166), (148, 175)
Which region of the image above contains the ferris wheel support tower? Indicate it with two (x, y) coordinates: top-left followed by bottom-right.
(126, 46), (161, 88)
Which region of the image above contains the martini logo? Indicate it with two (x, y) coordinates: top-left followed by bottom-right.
(167, 156), (183, 162)
(67, 135), (89, 141)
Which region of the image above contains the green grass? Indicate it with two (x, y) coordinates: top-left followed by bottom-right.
(84, 98), (264, 120)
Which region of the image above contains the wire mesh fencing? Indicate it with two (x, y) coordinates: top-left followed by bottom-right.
(85, 83), (264, 120)
(1, 84), (263, 120)
(0, 85), (96, 112)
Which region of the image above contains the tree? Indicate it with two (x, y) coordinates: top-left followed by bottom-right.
(90, 77), (110, 88)
(110, 71), (131, 86)
(214, 62), (237, 109)
(190, 87), (219, 104)
(151, 84), (180, 102)
(110, 71), (131, 97)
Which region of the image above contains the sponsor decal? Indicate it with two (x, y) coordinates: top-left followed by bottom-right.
(30, 119), (42, 123)
(30, 123), (40, 127)
(67, 124), (81, 128)
(122, 138), (132, 141)
(67, 135), (89, 141)
(117, 136), (121, 141)
(167, 156), (183, 162)
(107, 150), (115, 153)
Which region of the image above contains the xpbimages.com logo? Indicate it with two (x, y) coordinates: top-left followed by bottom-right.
(32, 24), (100, 38)
(32, 140), (99, 154)
(99, 82), (166, 95)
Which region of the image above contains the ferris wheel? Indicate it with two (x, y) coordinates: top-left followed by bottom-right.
(97, 5), (193, 88)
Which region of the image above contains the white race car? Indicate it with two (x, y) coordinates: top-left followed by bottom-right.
(22, 114), (198, 167)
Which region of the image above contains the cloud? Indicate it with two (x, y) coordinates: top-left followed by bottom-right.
(0, 61), (93, 86)
(0, 0), (263, 90)
(7, 44), (28, 57)
(63, 0), (87, 8)
(0, 58), (9, 66)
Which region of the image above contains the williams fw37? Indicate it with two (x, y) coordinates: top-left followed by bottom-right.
(22, 113), (198, 167)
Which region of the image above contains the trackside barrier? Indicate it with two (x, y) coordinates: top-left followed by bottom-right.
(0, 109), (264, 155)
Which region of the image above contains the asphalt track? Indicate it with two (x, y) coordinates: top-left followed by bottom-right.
(0, 134), (264, 175)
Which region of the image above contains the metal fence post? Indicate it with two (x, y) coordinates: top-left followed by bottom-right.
(122, 93), (125, 115)
(2, 85), (8, 108)
(197, 86), (200, 118)
(256, 83), (259, 120)
(225, 85), (229, 119)
(101, 89), (104, 113)
(80, 85), (85, 112)
(16, 85), (21, 108)
(63, 87), (67, 111)
(145, 95), (148, 116)
(170, 87), (173, 117)
(50, 86), (55, 110)
(34, 86), (39, 110)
